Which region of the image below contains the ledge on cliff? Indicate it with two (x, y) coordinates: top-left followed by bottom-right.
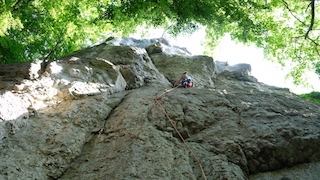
(0, 37), (319, 180)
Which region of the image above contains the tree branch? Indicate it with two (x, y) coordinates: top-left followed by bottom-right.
(42, 39), (63, 61)
(281, 0), (306, 26)
(12, 0), (33, 12)
(306, 1), (312, 13)
(307, 36), (320, 57)
(284, 0), (319, 58)
(305, 0), (315, 39)
(12, 0), (23, 11)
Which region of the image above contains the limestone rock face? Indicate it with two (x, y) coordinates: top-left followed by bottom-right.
(215, 61), (257, 82)
(151, 54), (216, 87)
(0, 37), (320, 180)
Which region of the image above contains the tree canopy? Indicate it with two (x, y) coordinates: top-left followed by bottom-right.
(1, 0), (319, 85)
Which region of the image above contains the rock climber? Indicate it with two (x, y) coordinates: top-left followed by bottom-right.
(174, 71), (193, 88)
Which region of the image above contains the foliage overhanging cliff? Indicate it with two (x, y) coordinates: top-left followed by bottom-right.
(1, 0), (320, 85)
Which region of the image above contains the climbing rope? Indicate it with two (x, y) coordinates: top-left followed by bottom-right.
(154, 87), (207, 180)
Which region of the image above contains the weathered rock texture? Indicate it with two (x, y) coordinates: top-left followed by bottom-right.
(0, 37), (319, 180)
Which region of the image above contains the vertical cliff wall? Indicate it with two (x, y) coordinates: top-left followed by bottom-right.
(0, 37), (319, 180)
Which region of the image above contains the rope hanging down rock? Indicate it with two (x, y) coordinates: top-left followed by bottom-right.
(154, 87), (207, 180)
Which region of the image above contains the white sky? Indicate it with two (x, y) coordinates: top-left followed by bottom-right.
(132, 28), (320, 94)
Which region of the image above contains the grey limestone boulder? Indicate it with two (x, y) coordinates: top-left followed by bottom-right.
(215, 61), (258, 82)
